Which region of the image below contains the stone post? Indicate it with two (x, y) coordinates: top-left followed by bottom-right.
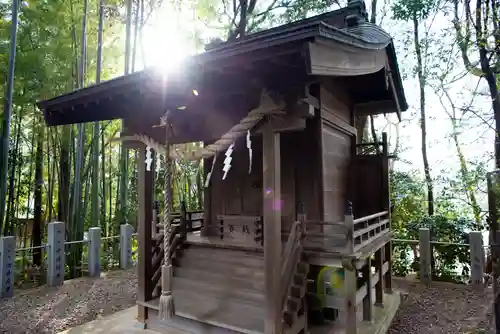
(419, 228), (431, 286)
(120, 223), (133, 269)
(0, 236), (15, 298)
(88, 227), (101, 277)
(47, 222), (65, 287)
(469, 231), (484, 289)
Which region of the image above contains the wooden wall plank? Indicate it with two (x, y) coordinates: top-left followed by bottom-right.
(320, 123), (351, 224)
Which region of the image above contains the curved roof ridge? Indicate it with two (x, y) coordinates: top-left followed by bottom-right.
(343, 22), (392, 45)
(317, 22), (392, 50)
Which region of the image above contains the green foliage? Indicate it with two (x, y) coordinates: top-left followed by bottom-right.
(392, 0), (439, 21)
(391, 168), (477, 283)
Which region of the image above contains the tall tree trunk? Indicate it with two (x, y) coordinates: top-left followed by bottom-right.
(453, 0), (500, 166)
(413, 14), (434, 215)
(0, 0), (20, 235)
(132, 0), (140, 72)
(91, 0), (105, 227)
(475, 2), (500, 168)
(69, 0), (89, 278)
(101, 129), (106, 233)
(58, 127), (71, 223)
(118, 0), (133, 227)
(33, 121), (44, 267)
(5, 107), (22, 234)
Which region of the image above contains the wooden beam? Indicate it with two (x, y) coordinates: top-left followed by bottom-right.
(262, 122), (282, 334)
(137, 145), (154, 324)
(255, 115), (306, 134)
(387, 66), (402, 121)
(353, 100), (399, 117)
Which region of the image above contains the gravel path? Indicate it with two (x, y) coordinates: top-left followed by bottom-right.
(0, 269), (137, 334)
(0, 271), (494, 333)
(389, 278), (493, 333)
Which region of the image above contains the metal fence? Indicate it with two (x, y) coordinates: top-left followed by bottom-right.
(0, 222), (137, 299)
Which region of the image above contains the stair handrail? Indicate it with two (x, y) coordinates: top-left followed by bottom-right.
(280, 220), (304, 311)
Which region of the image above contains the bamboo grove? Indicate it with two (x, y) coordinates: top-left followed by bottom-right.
(0, 0), (204, 282)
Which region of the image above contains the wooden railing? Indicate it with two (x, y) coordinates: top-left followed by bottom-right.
(356, 142), (384, 156)
(303, 211), (390, 254)
(280, 220), (306, 328)
(351, 211), (390, 252)
(151, 206), (197, 298)
(356, 133), (388, 157)
(154, 208), (204, 237)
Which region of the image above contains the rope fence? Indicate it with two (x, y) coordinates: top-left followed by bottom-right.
(0, 224), (490, 299)
(392, 228), (486, 287)
(0, 222), (137, 299)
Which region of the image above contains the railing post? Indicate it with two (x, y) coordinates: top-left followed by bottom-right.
(469, 231), (484, 289)
(419, 228), (431, 286)
(88, 227), (101, 277)
(120, 223), (133, 269)
(47, 222), (65, 287)
(180, 201), (187, 242)
(345, 201), (354, 254)
(0, 236), (15, 298)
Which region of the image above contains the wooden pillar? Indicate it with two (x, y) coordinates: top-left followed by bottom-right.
(137, 145), (154, 324)
(374, 247), (384, 305)
(202, 154), (212, 237)
(384, 242), (393, 293)
(381, 132), (393, 293)
(263, 123), (282, 334)
(344, 265), (358, 334)
(362, 258), (373, 322)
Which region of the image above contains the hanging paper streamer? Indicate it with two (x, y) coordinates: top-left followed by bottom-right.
(156, 153), (162, 174)
(145, 146), (153, 171)
(204, 154), (217, 188)
(222, 143), (234, 180)
(246, 130), (252, 174)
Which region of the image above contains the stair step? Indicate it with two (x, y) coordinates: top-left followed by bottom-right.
(179, 257), (265, 280)
(182, 246), (264, 268)
(175, 267), (265, 292)
(146, 296), (265, 334)
(173, 289), (266, 319)
(173, 293), (265, 333)
(173, 276), (265, 305)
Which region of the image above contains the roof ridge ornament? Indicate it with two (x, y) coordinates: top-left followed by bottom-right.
(345, 0), (368, 27)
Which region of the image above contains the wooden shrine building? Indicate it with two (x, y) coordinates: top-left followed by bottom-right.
(37, 1), (407, 334)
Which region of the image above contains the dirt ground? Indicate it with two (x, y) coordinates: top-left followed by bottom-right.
(0, 269), (137, 334)
(0, 271), (494, 334)
(388, 278), (494, 333)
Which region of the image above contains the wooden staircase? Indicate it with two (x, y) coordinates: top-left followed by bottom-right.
(148, 243), (266, 333)
(281, 221), (309, 334)
(146, 215), (309, 334)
